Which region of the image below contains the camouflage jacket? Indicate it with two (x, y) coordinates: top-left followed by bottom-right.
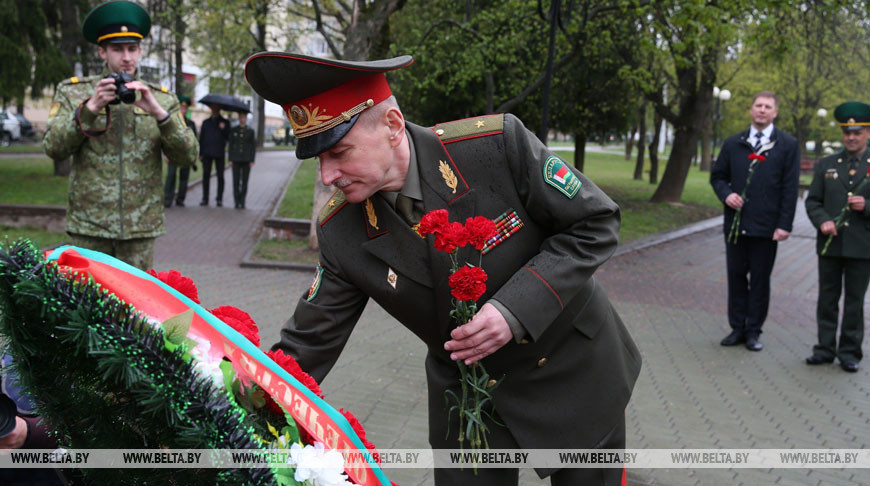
(43, 69), (199, 240)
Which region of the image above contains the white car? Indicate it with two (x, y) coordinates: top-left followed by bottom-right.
(0, 111), (21, 146)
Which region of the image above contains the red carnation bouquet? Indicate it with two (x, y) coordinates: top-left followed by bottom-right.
(728, 153), (765, 244)
(821, 165), (870, 255)
(418, 209), (502, 460)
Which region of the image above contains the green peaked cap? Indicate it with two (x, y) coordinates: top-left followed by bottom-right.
(82, 0), (151, 45)
(833, 101), (870, 131)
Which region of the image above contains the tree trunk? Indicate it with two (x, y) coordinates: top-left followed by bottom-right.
(573, 131), (586, 172)
(308, 0), (408, 250)
(173, 2), (185, 95)
(625, 124), (636, 161)
(699, 98), (713, 171)
(536, 0), (561, 143)
(648, 111), (663, 185)
(633, 104), (646, 180)
(649, 44), (717, 201)
(53, 158), (70, 177)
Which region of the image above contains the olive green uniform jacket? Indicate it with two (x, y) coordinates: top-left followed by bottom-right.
(228, 125), (256, 163)
(805, 148), (870, 258)
(274, 114), (641, 473)
(42, 70), (199, 240)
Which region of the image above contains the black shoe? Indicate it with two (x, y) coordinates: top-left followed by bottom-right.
(241, 202), (245, 209)
(840, 360), (859, 372)
(199, 200), (208, 206)
(720, 331), (745, 346)
(806, 354), (834, 365)
(745, 336), (763, 351)
(164, 202), (171, 208)
(216, 200), (222, 207)
(234, 203), (241, 209)
(175, 200), (185, 207)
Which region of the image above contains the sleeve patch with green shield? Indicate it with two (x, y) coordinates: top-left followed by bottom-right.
(543, 155), (581, 198)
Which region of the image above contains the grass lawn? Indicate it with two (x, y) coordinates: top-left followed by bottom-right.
(250, 238), (319, 265)
(0, 156), (68, 205)
(1, 226), (67, 250)
(0, 143), (45, 153)
(556, 150), (721, 242)
(274, 158), (317, 219)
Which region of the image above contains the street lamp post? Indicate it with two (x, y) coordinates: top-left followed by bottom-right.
(712, 87), (732, 161)
(816, 108), (827, 159)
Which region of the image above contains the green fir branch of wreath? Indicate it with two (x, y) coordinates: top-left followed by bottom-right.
(0, 239), (278, 485)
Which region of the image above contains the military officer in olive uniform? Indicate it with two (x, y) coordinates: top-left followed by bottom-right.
(805, 101), (870, 373)
(228, 111), (256, 209)
(246, 53), (640, 486)
(42, 0), (198, 270)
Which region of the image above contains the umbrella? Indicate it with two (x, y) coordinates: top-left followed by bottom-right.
(198, 93), (250, 113)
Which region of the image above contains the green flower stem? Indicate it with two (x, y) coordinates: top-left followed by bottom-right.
(821, 178), (870, 255)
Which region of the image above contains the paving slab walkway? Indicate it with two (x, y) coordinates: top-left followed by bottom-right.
(154, 150), (867, 486)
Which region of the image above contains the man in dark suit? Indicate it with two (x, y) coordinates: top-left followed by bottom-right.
(198, 103), (230, 206)
(711, 91), (801, 351)
(246, 53), (641, 486)
(804, 101), (870, 373)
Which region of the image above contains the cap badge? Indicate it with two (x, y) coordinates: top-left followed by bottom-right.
(365, 198), (379, 230)
(849, 117), (856, 123)
(439, 160), (458, 194)
(287, 104), (330, 132)
(121, 25), (128, 32)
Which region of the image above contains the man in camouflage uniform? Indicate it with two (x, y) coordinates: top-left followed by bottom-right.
(42, 0), (198, 270)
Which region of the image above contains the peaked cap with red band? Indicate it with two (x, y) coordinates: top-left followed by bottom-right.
(245, 52), (413, 159)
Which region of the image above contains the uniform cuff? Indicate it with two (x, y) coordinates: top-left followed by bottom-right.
(487, 299), (527, 343)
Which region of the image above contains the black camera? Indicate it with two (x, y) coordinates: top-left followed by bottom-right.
(105, 72), (136, 104)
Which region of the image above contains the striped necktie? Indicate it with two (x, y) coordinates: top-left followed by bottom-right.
(753, 132), (763, 152)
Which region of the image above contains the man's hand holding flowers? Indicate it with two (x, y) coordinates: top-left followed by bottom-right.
(445, 303), (513, 365)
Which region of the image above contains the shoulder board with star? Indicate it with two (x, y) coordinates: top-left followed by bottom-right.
(318, 190), (348, 225)
(433, 114), (504, 144)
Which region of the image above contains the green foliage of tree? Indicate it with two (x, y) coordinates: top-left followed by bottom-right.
(387, 0), (549, 125)
(718, 1), (870, 154)
(0, 0), (73, 108)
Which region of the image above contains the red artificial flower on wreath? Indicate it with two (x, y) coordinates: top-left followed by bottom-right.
(748, 153), (766, 162)
(433, 221), (469, 253)
(417, 208), (449, 236)
(266, 349), (324, 399)
(209, 305), (260, 347)
(339, 408), (380, 461)
(464, 216), (497, 250)
(147, 269), (200, 304)
(448, 265), (488, 302)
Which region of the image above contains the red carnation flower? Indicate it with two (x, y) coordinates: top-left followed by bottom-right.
(748, 153), (766, 161)
(266, 349), (324, 399)
(464, 216), (497, 250)
(418, 209), (449, 236)
(448, 265), (488, 302)
(433, 221), (469, 253)
(209, 305), (260, 347)
(339, 408), (380, 461)
(147, 269), (200, 304)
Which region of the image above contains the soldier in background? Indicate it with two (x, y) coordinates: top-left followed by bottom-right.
(805, 101), (870, 373)
(163, 95), (197, 208)
(42, 0), (198, 270)
(228, 111), (256, 209)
